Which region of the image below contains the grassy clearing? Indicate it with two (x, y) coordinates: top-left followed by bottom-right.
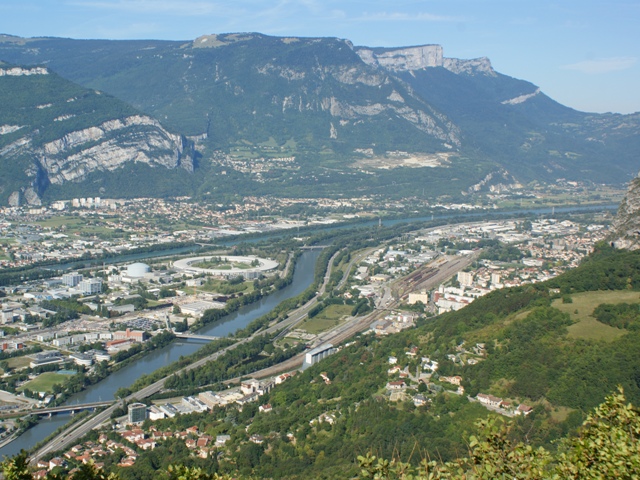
(198, 279), (252, 295)
(35, 215), (84, 228)
(566, 317), (626, 341)
(18, 372), (67, 393)
(300, 304), (352, 334)
(6, 356), (32, 370)
(549, 406), (575, 422)
(553, 290), (639, 341)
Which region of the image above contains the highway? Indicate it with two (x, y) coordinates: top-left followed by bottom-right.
(32, 400), (124, 462)
(29, 247), (473, 463)
(29, 248), (337, 462)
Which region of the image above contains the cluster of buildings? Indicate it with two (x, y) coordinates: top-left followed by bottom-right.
(398, 219), (609, 314)
(125, 376), (292, 426)
(67, 374), (299, 468)
(475, 393), (533, 417)
(369, 312), (417, 336)
(0, 193), (373, 269)
(28, 350), (110, 369)
(214, 152), (299, 178)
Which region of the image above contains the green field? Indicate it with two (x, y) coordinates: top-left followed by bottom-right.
(552, 290), (639, 341)
(34, 215), (116, 238)
(35, 215), (84, 228)
(193, 260), (252, 270)
(198, 279), (252, 295)
(18, 372), (68, 393)
(6, 356), (32, 370)
(300, 304), (353, 334)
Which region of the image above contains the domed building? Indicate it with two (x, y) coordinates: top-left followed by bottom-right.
(126, 262), (151, 278)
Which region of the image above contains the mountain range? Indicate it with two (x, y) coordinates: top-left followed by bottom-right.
(0, 32), (638, 205)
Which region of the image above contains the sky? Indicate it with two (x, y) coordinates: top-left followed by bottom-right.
(1, 0), (639, 114)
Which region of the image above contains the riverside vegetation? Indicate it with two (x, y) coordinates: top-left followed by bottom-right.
(2, 388), (638, 479)
(4, 242), (640, 478)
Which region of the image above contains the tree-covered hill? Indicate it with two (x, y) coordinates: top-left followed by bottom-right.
(222, 244), (640, 476)
(0, 61), (194, 205)
(0, 33), (638, 204)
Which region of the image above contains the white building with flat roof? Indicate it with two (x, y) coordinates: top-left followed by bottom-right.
(79, 278), (102, 295)
(302, 343), (336, 370)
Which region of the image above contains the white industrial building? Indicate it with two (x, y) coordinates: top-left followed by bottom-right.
(62, 272), (83, 287)
(173, 255), (278, 280)
(79, 278), (103, 295)
(302, 343), (336, 370)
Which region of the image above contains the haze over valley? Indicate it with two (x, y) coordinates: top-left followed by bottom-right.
(0, 6), (639, 478)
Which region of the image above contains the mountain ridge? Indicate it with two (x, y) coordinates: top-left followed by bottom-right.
(0, 62), (194, 205)
(0, 32), (638, 204)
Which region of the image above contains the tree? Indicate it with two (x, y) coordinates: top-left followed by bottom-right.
(556, 387), (640, 479)
(357, 387), (640, 479)
(1, 451), (31, 480)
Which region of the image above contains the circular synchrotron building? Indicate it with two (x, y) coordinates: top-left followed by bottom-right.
(172, 255), (278, 280)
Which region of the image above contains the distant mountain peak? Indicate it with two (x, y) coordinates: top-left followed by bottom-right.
(356, 44), (495, 76)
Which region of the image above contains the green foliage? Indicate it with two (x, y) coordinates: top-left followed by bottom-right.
(0, 451), (32, 480)
(548, 243), (640, 293)
(479, 243), (527, 263)
(164, 334), (303, 390)
(593, 302), (640, 330)
(357, 388), (640, 479)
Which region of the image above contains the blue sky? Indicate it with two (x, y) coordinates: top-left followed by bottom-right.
(1, 0), (639, 114)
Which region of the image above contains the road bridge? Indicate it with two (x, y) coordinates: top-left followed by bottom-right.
(29, 401), (114, 416)
(174, 333), (220, 341)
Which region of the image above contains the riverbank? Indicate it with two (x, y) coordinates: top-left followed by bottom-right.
(0, 249), (322, 457)
(0, 204), (616, 457)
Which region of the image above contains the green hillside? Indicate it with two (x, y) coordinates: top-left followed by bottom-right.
(1, 33), (639, 198)
(0, 62), (195, 204)
(63, 244), (637, 479)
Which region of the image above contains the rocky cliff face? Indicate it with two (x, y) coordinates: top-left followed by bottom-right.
(4, 114), (193, 205)
(612, 176), (640, 250)
(38, 115), (192, 185)
(0, 62), (195, 205)
(356, 44), (496, 76)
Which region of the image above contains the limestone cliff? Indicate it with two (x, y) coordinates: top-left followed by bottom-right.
(356, 45), (496, 76)
(0, 63), (195, 205)
(4, 114), (193, 205)
(612, 176), (640, 250)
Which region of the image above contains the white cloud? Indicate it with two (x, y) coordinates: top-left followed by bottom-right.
(562, 57), (637, 74)
(358, 11), (461, 22)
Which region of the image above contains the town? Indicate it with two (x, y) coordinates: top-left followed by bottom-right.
(0, 193), (616, 474)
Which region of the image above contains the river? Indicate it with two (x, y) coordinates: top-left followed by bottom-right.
(0, 250), (321, 457)
(0, 203), (616, 457)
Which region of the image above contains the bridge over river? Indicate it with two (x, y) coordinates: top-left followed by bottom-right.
(174, 333), (219, 341)
(0, 401), (115, 420)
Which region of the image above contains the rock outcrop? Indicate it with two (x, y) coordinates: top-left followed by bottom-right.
(4, 114), (193, 205)
(356, 45), (496, 76)
(612, 176), (640, 250)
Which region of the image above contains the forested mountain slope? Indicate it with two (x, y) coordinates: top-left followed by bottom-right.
(0, 62), (194, 205)
(0, 33), (639, 204)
